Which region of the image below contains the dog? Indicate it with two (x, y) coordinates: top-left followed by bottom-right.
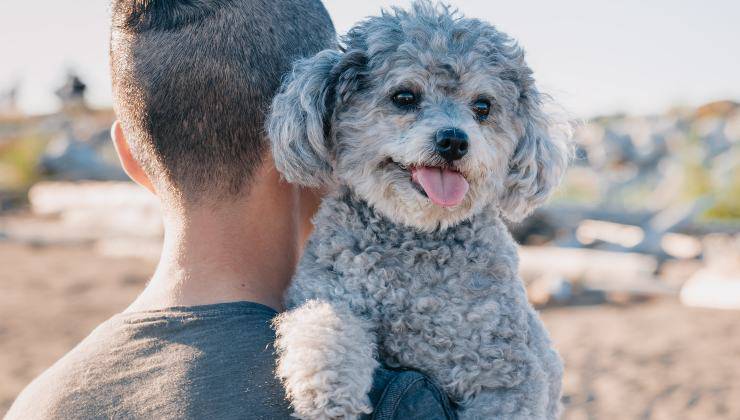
(267, 2), (570, 419)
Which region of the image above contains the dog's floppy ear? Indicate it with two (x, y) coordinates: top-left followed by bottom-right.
(499, 78), (572, 222)
(267, 49), (365, 187)
(267, 50), (341, 187)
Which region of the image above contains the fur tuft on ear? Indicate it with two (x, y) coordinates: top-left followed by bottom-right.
(499, 92), (573, 222)
(267, 50), (343, 188)
(470, 24), (573, 221)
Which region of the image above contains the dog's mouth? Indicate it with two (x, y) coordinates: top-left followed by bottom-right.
(386, 159), (470, 208)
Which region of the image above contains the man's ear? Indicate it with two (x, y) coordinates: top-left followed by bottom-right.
(111, 120), (156, 194)
(499, 88), (572, 222)
(267, 49), (362, 188)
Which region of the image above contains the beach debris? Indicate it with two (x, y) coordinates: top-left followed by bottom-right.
(55, 72), (87, 112)
(28, 181), (162, 239)
(680, 269), (740, 310)
(39, 127), (127, 181)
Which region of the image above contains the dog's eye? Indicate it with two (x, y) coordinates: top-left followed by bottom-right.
(472, 99), (491, 121)
(391, 91), (419, 109)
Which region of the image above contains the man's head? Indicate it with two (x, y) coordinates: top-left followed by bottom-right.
(110, 0), (335, 205)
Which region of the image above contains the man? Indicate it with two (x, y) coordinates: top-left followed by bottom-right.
(7, 1), (455, 419)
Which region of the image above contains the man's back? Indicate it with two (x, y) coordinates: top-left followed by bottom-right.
(7, 301), (456, 419)
(7, 1), (456, 417)
(7, 302), (291, 419)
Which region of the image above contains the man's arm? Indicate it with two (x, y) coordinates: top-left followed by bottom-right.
(365, 367), (458, 420)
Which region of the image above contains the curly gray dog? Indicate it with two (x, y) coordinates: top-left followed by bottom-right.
(267, 2), (570, 419)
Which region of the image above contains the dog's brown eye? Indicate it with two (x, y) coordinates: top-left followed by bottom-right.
(472, 99), (491, 120)
(392, 91), (419, 108)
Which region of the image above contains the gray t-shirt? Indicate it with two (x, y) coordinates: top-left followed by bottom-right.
(7, 302), (291, 419)
(6, 301), (456, 420)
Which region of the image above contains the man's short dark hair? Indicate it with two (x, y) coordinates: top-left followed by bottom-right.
(110, 0), (335, 201)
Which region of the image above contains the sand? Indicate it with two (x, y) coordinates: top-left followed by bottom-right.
(1, 241), (738, 419)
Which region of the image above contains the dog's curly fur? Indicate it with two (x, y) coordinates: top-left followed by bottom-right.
(268, 2), (570, 419)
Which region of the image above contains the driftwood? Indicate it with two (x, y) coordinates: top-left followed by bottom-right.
(519, 246), (676, 299)
(514, 198), (724, 261)
(27, 181), (162, 239)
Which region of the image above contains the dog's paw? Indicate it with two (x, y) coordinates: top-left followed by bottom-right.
(274, 300), (378, 419)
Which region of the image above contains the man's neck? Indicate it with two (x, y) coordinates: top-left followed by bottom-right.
(126, 164), (312, 313)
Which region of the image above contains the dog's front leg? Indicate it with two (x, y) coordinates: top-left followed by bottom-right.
(274, 300), (378, 420)
(458, 309), (563, 420)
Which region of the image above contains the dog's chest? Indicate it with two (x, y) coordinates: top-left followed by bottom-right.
(286, 195), (537, 397)
(308, 199), (521, 324)
(356, 237), (529, 370)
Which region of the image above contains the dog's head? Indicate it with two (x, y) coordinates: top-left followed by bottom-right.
(268, 1), (571, 230)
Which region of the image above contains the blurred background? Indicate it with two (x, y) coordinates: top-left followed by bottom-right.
(1, 1), (738, 419)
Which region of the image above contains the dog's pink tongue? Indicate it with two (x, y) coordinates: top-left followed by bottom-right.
(411, 166), (469, 207)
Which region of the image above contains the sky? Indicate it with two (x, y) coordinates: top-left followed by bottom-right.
(1, 0), (738, 118)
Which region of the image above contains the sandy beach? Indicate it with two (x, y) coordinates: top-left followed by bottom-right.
(1, 240), (738, 419)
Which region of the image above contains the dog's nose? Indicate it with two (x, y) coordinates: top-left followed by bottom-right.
(434, 127), (469, 162)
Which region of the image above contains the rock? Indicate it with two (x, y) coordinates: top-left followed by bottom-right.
(660, 233), (702, 259)
(723, 111), (740, 143)
(702, 233), (740, 272)
(659, 258), (704, 289)
(528, 274), (574, 307)
(695, 117), (730, 160)
(38, 130), (127, 181)
(680, 268), (740, 310)
(693, 100), (739, 120)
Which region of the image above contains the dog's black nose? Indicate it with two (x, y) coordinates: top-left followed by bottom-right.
(434, 127), (469, 162)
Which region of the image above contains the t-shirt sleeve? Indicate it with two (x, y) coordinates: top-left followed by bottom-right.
(364, 367), (457, 420)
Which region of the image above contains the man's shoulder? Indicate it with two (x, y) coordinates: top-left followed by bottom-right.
(6, 317), (123, 419)
(6, 302), (292, 420)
